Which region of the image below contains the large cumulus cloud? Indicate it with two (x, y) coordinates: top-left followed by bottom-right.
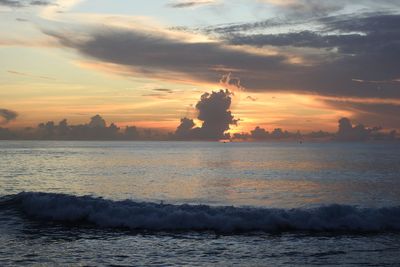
(175, 89), (237, 140)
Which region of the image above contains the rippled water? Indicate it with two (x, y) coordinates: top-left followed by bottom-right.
(1, 141), (400, 266)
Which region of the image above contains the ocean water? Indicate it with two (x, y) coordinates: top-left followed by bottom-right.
(1, 141), (400, 266)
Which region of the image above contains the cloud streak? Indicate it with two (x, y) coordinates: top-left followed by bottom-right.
(0, 0), (52, 7)
(167, 0), (216, 8)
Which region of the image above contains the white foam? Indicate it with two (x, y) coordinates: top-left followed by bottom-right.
(2, 192), (400, 233)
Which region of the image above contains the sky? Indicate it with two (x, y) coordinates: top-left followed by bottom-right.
(1, 0), (399, 134)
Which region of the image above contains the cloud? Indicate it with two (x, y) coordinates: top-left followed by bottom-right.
(246, 96), (257, 101)
(0, 0), (23, 7)
(175, 89), (237, 140)
(43, 12), (400, 99)
(249, 126), (300, 140)
(175, 117), (196, 139)
(153, 88), (174, 93)
(167, 0), (216, 8)
(224, 13), (400, 98)
(29, 115), (136, 140)
(336, 117), (375, 141)
(1, 110), (397, 141)
(259, 0), (344, 18)
(43, 25), (290, 88)
(0, 109), (18, 125)
(258, 0), (400, 18)
(41, 11), (400, 128)
(30, 0), (51, 6)
(7, 70), (55, 80)
(0, 0), (52, 7)
(324, 100), (400, 130)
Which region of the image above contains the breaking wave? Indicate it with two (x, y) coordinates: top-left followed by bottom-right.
(1, 192), (400, 233)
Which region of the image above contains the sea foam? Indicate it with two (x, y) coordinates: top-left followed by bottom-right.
(1, 192), (400, 233)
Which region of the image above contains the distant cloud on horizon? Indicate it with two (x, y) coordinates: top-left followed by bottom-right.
(1, 0), (400, 131)
(0, 109), (18, 125)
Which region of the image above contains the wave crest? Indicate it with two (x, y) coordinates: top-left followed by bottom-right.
(2, 192), (400, 233)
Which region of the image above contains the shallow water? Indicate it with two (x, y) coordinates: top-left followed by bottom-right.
(1, 141), (400, 266)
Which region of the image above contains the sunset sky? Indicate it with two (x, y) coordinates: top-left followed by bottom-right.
(1, 0), (399, 133)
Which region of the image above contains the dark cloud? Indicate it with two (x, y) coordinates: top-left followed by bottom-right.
(43, 27), (288, 86)
(167, 1), (214, 8)
(44, 12), (400, 99)
(246, 96), (257, 101)
(1, 112), (397, 142)
(0, 0), (23, 7)
(259, 0), (400, 19)
(271, 0), (344, 18)
(175, 89), (237, 140)
(0, 0), (51, 7)
(30, 0), (51, 6)
(175, 117), (196, 139)
(16, 115), (160, 140)
(336, 117), (380, 141)
(0, 109), (18, 125)
(325, 100), (400, 129)
(230, 118), (397, 142)
(42, 12), (400, 128)
(16, 18), (29, 22)
(332, 117), (397, 141)
(226, 13), (400, 56)
(153, 88), (174, 93)
(248, 126), (301, 140)
(0, 127), (15, 139)
(224, 13), (400, 99)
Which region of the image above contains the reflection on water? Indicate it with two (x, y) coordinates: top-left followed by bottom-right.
(1, 141), (400, 208)
(1, 141), (400, 266)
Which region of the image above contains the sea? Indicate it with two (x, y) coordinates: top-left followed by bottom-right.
(1, 141), (400, 266)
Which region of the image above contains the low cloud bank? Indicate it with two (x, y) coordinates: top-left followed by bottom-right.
(231, 118), (398, 142)
(1, 115), (164, 141)
(0, 90), (398, 141)
(0, 109), (18, 125)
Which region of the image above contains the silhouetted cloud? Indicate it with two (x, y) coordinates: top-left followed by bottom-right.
(324, 99), (400, 130)
(336, 117), (373, 141)
(175, 89), (237, 140)
(0, 127), (15, 139)
(175, 117), (196, 139)
(247, 126), (301, 141)
(333, 117), (397, 141)
(1, 112), (398, 142)
(0, 109), (18, 125)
